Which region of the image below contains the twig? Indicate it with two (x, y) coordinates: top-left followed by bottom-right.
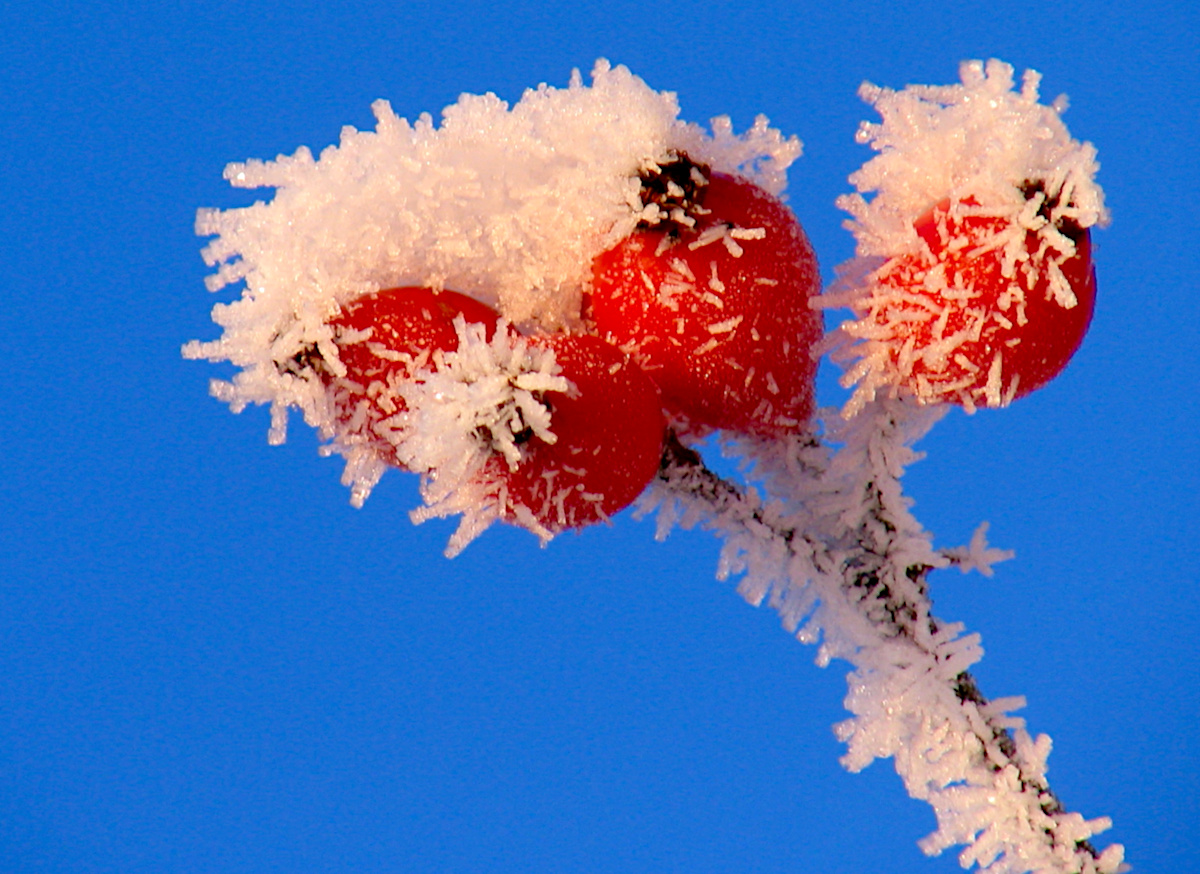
(647, 402), (1122, 874)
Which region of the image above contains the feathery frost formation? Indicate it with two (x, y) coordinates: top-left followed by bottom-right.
(823, 60), (1108, 414)
(839, 60), (1105, 254)
(645, 400), (1122, 873)
(185, 59), (1121, 873)
(184, 60), (798, 506)
(398, 318), (570, 556)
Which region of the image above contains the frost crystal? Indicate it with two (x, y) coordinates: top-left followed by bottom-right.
(184, 59), (799, 506)
(399, 319), (569, 557)
(822, 59), (1109, 415)
(840, 59), (1106, 254)
(647, 398), (1123, 874)
(186, 59), (1122, 874)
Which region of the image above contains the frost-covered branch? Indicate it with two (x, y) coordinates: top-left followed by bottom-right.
(643, 399), (1123, 874)
(185, 58), (1122, 874)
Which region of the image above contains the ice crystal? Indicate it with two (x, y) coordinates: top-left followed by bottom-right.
(186, 59), (1121, 874)
(184, 60), (798, 503)
(399, 318), (569, 556)
(822, 59), (1108, 415)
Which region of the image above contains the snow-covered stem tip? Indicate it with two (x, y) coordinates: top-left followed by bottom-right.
(644, 399), (1123, 874)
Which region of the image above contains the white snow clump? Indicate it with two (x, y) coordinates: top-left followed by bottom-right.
(183, 59), (799, 505)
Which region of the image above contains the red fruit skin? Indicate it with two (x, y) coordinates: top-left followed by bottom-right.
(327, 286), (501, 466)
(874, 202), (1095, 405)
(587, 171), (822, 438)
(501, 334), (665, 532)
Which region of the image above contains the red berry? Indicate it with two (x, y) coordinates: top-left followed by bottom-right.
(587, 166), (822, 438)
(324, 286), (501, 466)
(497, 333), (665, 532)
(865, 197), (1095, 408)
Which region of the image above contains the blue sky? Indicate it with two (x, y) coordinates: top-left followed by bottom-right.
(2, 2), (1197, 872)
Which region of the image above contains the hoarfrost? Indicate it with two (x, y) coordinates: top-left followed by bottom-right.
(647, 398), (1123, 874)
(184, 59), (799, 507)
(839, 59), (1106, 256)
(186, 58), (1121, 874)
(399, 318), (569, 557)
(822, 59), (1109, 416)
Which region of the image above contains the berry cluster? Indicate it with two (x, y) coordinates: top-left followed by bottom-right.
(189, 60), (1105, 547)
(308, 153), (1099, 540)
(311, 157), (823, 538)
(186, 61), (1116, 871)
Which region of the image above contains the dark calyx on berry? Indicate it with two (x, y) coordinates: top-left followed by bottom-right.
(637, 151), (711, 233)
(485, 392), (552, 449)
(276, 342), (324, 378)
(1019, 178), (1083, 240)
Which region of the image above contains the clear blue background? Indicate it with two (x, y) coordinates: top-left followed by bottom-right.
(2, 2), (1196, 872)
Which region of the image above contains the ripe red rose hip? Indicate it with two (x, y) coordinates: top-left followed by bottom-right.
(497, 333), (665, 532)
(587, 160), (822, 439)
(321, 286), (501, 466)
(865, 195), (1096, 408)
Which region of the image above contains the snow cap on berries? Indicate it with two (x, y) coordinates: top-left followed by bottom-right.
(839, 59), (1107, 254)
(824, 60), (1108, 416)
(184, 60), (799, 507)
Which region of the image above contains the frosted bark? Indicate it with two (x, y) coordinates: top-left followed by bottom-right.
(642, 399), (1124, 874)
